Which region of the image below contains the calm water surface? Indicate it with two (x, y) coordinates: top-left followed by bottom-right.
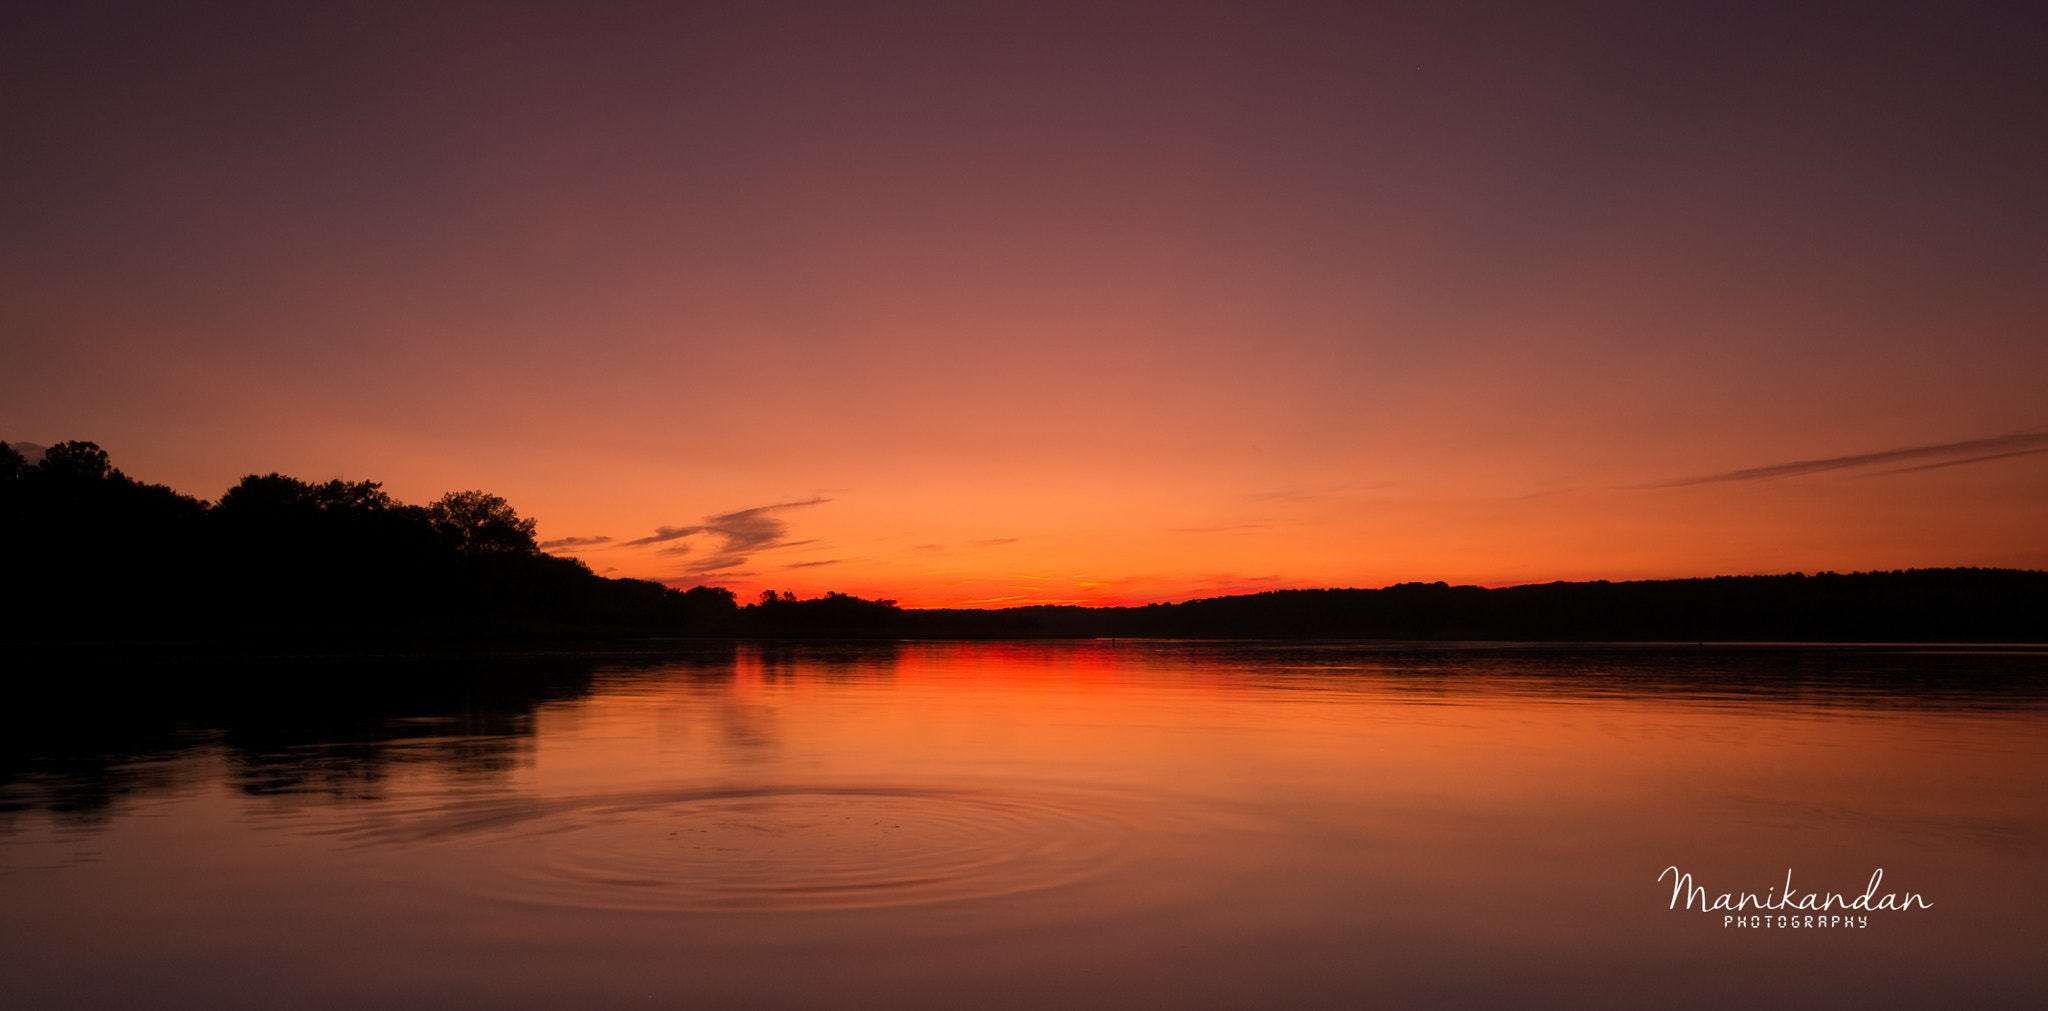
(3, 641), (2044, 1009)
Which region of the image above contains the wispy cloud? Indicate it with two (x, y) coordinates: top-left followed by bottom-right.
(664, 570), (755, 584)
(785, 559), (840, 568)
(1651, 430), (2048, 487)
(969, 537), (1019, 547)
(3, 440), (48, 464)
(625, 497), (830, 575)
(620, 525), (695, 547)
(538, 535), (612, 550)
(1865, 446), (2048, 477)
(1169, 522), (1269, 534)
(1185, 574), (1294, 596)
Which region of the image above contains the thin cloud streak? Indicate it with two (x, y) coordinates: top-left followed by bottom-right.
(679, 555), (750, 573)
(668, 570), (755, 582)
(538, 535), (612, 550)
(1862, 446), (2048, 478)
(1651, 430), (2048, 487)
(620, 525), (695, 547)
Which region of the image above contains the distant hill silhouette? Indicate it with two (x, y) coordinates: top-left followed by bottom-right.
(5, 439), (2045, 644)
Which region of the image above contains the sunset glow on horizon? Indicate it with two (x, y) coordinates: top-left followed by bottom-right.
(5, 2), (2044, 606)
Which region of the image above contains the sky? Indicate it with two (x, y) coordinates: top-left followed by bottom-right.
(4, 1), (2045, 606)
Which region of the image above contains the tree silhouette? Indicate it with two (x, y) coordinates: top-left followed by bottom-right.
(427, 490), (538, 556)
(0, 442), (26, 480)
(216, 473), (401, 517)
(36, 441), (115, 482)
(311, 479), (397, 512)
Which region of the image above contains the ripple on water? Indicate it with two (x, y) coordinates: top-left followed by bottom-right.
(345, 786), (1140, 912)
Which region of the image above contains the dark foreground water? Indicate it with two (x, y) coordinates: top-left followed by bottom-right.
(3, 641), (2044, 1009)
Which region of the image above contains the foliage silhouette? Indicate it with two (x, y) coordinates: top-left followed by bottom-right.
(2, 442), (736, 642)
(429, 490), (539, 556)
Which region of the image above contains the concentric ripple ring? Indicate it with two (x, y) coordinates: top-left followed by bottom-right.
(344, 785), (1140, 911)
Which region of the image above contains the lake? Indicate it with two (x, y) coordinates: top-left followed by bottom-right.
(3, 641), (2043, 1009)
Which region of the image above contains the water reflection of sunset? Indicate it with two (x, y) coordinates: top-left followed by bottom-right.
(4, 644), (2041, 1008)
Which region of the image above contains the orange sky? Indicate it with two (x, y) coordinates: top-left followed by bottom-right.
(3, 2), (2045, 605)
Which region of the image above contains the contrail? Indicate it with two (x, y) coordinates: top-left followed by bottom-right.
(1650, 429), (2048, 487)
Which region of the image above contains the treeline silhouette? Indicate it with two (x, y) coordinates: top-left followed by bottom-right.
(720, 570), (2048, 642)
(914, 571), (2048, 642)
(3, 440), (738, 642)
(5, 440), (2045, 643)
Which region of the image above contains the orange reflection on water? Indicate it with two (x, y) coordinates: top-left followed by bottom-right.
(2, 642), (2043, 1009)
